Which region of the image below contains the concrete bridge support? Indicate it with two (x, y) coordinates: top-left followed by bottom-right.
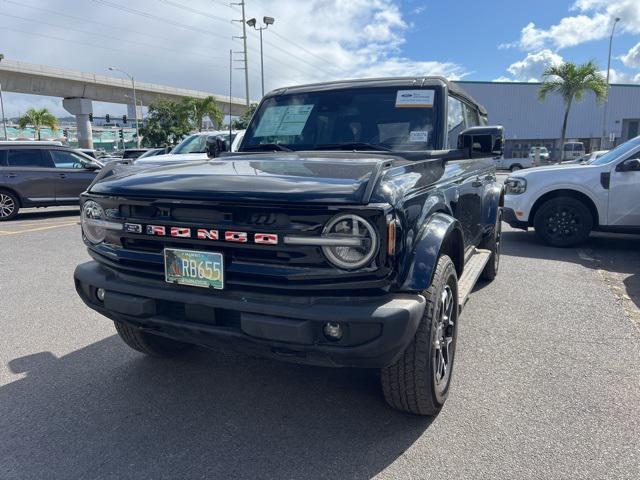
(62, 97), (93, 148)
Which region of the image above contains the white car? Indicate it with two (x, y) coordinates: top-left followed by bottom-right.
(495, 156), (534, 171)
(504, 136), (640, 246)
(561, 150), (608, 165)
(135, 130), (243, 166)
(528, 146), (550, 164)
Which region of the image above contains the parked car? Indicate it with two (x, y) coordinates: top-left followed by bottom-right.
(135, 147), (167, 160)
(74, 77), (504, 415)
(561, 141), (585, 161)
(504, 136), (640, 246)
(495, 156), (534, 171)
(0, 143), (102, 220)
(561, 150), (608, 164)
(528, 146), (550, 165)
(121, 149), (149, 160)
(135, 131), (239, 166)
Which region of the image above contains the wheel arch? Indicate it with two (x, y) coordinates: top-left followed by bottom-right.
(0, 186), (23, 207)
(529, 189), (599, 227)
(400, 212), (464, 292)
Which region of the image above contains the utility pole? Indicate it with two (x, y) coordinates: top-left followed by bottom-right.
(232, 0), (250, 106)
(601, 17), (621, 149)
(229, 49), (233, 139)
(0, 54), (8, 140)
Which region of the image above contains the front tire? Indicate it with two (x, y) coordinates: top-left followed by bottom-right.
(510, 164), (522, 172)
(381, 255), (459, 416)
(0, 191), (20, 221)
(533, 197), (592, 247)
(114, 320), (194, 357)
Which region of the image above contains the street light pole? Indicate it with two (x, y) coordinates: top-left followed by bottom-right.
(0, 54), (8, 140)
(247, 17), (275, 98)
(109, 66), (141, 148)
(601, 17), (620, 149)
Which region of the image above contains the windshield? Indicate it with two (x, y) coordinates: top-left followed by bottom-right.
(588, 137), (640, 165)
(240, 87), (439, 152)
(172, 133), (231, 154)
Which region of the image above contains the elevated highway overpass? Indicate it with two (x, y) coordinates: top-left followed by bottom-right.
(0, 59), (249, 147)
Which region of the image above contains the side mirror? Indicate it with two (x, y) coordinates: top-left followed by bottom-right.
(84, 162), (101, 170)
(616, 158), (640, 172)
(458, 126), (504, 158)
(206, 136), (229, 158)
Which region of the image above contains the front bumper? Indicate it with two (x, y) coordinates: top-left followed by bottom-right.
(502, 207), (529, 230)
(74, 261), (425, 368)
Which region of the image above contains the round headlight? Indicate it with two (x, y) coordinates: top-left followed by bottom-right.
(322, 214), (378, 270)
(81, 200), (106, 244)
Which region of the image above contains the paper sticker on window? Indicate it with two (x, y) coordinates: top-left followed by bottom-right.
(395, 90), (435, 108)
(409, 131), (429, 142)
(254, 104), (314, 137)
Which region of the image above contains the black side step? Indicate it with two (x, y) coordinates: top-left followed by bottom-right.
(458, 248), (491, 311)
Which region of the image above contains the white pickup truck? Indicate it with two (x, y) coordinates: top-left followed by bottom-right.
(503, 136), (640, 246)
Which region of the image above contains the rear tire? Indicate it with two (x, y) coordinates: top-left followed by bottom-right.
(0, 190), (20, 221)
(114, 320), (194, 357)
(510, 164), (522, 172)
(381, 255), (459, 416)
(533, 197), (592, 247)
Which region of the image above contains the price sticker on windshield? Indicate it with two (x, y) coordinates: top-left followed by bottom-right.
(395, 90), (435, 108)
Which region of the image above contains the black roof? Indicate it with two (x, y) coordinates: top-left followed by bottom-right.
(265, 76), (487, 115)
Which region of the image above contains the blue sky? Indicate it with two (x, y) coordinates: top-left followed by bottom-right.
(1, 0), (639, 117)
(400, 0), (640, 82)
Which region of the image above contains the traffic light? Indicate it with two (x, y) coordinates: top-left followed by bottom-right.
(63, 129), (68, 138)
(89, 113), (93, 122)
(106, 114), (110, 123)
(122, 115), (127, 123)
(119, 129), (124, 139)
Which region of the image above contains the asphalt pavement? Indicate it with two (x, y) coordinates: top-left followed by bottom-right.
(1, 206), (639, 480)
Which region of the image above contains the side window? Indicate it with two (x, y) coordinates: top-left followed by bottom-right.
(7, 149), (52, 168)
(51, 150), (88, 169)
(463, 103), (479, 128)
(0, 150), (6, 166)
(447, 96), (465, 149)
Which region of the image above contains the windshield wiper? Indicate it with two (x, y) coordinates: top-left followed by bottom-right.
(242, 143), (292, 152)
(313, 142), (392, 152)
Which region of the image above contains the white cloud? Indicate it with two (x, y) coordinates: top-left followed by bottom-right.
(0, 0), (467, 117)
(510, 0), (640, 51)
(504, 49), (564, 82)
(620, 42), (640, 68)
(602, 68), (640, 83)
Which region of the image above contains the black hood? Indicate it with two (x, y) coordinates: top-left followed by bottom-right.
(89, 153), (395, 204)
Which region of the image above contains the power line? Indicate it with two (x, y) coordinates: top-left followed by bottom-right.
(2, 0), (219, 58)
(0, 24), (224, 65)
(91, 0), (231, 42)
(0, 11), (226, 61)
(157, 0), (229, 23)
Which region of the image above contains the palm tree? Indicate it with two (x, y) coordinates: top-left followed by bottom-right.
(182, 96), (223, 131)
(538, 61), (607, 160)
(17, 107), (58, 141)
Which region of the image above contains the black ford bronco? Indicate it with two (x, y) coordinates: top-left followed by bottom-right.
(74, 77), (504, 415)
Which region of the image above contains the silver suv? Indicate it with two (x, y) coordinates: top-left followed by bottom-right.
(0, 142), (101, 221)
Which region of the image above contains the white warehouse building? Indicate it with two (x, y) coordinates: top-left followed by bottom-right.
(454, 81), (640, 160)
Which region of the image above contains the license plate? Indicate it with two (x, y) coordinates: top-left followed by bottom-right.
(164, 248), (224, 289)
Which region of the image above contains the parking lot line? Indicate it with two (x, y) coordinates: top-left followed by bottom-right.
(0, 222), (78, 236)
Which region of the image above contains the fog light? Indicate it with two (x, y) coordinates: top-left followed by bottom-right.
(323, 322), (343, 341)
(96, 288), (106, 302)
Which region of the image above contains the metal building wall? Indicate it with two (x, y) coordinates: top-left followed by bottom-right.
(455, 81), (640, 142)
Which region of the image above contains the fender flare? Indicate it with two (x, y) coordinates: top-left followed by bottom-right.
(400, 212), (464, 292)
(483, 183), (504, 227)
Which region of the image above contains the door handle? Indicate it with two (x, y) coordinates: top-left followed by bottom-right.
(58, 173), (67, 179)
(6, 173), (17, 178)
